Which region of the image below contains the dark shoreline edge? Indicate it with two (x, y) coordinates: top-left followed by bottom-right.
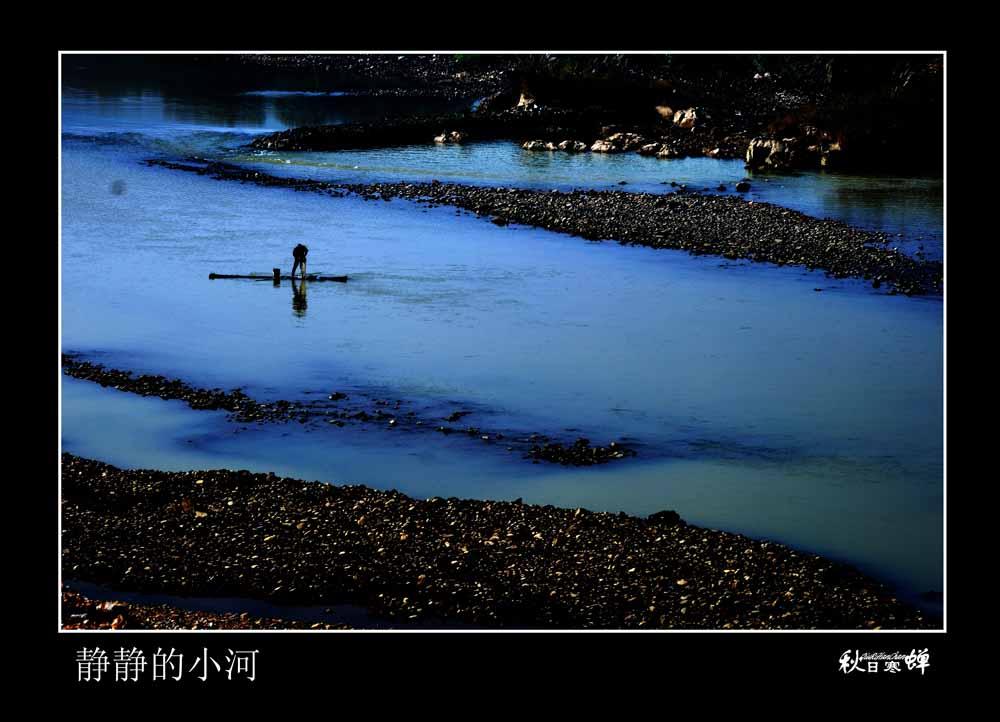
(61, 355), (637, 467)
(145, 159), (943, 296)
(61, 453), (937, 630)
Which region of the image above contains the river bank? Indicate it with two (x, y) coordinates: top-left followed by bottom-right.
(61, 454), (936, 629)
(146, 159), (943, 296)
(238, 54), (940, 173)
(247, 108), (749, 161)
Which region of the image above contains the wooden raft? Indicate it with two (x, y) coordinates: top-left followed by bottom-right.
(209, 271), (348, 283)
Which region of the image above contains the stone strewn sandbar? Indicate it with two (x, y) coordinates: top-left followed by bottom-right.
(147, 160), (942, 296)
(61, 355), (636, 467)
(62, 454), (935, 629)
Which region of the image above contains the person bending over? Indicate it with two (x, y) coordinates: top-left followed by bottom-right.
(291, 243), (309, 279)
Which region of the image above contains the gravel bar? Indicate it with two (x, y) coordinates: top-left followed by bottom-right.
(62, 454), (936, 629)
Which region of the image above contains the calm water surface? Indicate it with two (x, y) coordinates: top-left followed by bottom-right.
(60, 84), (944, 615)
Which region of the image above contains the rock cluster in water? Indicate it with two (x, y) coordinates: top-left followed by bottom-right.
(527, 439), (635, 464)
(746, 129), (845, 171)
(146, 160), (941, 296)
(522, 124), (748, 161)
(61, 454), (936, 629)
(62, 355), (635, 467)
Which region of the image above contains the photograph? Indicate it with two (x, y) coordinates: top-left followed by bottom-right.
(57, 49), (945, 683)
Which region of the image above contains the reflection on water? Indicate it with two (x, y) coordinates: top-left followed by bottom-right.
(292, 278), (308, 316)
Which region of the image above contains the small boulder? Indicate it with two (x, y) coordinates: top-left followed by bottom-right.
(655, 105), (674, 120)
(673, 107), (699, 130)
(820, 142), (843, 168)
(434, 130), (467, 144)
(607, 132), (646, 151)
(746, 137), (800, 169)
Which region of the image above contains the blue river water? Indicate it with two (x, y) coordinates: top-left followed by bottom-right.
(60, 83), (944, 617)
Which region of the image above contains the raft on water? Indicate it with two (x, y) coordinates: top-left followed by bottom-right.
(209, 272), (348, 283)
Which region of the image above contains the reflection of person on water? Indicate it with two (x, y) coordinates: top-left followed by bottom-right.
(291, 243), (309, 280)
(292, 277), (307, 315)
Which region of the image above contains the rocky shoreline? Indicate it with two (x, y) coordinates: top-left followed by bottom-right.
(237, 55), (942, 172)
(61, 454), (935, 629)
(248, 111), (544, 152)
(247, 108), (749, 162)
(147, 160), (942, 296)
(62, 355), (637, 467)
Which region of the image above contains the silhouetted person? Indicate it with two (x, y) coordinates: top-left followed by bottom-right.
(291, 243), (309, 279)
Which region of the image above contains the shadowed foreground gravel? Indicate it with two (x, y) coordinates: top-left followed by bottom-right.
(62, 454), (936, 629)
(61, 588), (349, 630)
